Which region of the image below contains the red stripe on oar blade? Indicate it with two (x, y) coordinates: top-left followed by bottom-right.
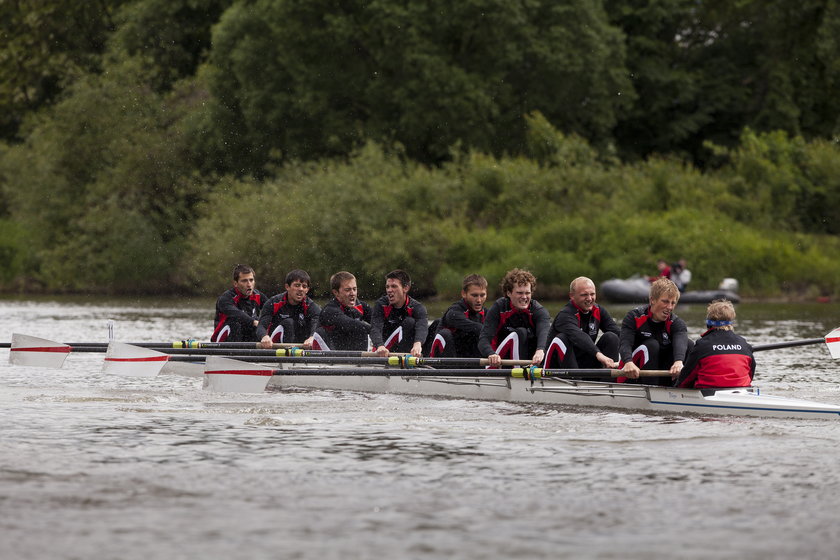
(11, 346), (71, 353)
(105, 356), (170, 363)
(205, 369), (273, 377)
(826, 336), (840, 344)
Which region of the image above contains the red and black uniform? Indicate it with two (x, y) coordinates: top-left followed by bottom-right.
(255, 292), (321, 344)
(544, 301), (620, 369)
(211, 288), (266, 342)
(370, 295), (429, 353)
(676, 329), (755, 388)
(619, 305), (690, 385)
(430, 299), (487, 358)
(314, 298), (372, 351)
(478, 297), (551, 360)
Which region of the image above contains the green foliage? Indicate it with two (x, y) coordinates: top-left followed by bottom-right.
(0, 218), (29, 286)
(0, 0), (126, 140)
(109, 0), (233, 92)
(3, 0), (840, 301)
(196, 0), (632, 172)
(179, 119), (840, 301)
(708, 128), (840, 234)
(0, 61), (203, 293)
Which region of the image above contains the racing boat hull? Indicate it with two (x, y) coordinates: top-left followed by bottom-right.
(158, 361), (840, 420)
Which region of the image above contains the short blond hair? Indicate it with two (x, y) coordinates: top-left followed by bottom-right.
(649, 278), (680, 303)
(706, 300), (736, 330)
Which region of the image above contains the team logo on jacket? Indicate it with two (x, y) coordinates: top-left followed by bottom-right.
(588, 320), (597, 337)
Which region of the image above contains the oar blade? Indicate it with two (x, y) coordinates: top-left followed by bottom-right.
(826, 328), (840, 359)
(104, 342), (169, 377)
(203, 357), (274, 393)
(9, 333), (71, 368)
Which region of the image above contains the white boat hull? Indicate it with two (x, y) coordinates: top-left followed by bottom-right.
(269, 373), (840, 419)
(161, 361), (840, 420)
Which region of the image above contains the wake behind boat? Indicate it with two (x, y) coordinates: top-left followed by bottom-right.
(600, 276), (741, 304)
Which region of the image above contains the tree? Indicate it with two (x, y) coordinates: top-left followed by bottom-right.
(0, 62), (204, 293)
(0, 0), (126, 140)
(197, 0), (633, 173)
(607, 0), (840, 163)
(109, 0), (233, 92)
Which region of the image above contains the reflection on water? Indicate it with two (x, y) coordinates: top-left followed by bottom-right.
(2, 298), (840, 559)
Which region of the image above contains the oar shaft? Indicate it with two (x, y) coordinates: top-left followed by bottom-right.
(411, 357), (532, 367)
(752, 338), (824, 351)
(2, 341), (299, 349)
(204, 366), (672, 378)
(264, 368), (516, 377)
(166, 355), (401, 366)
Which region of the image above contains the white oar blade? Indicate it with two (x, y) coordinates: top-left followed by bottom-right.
(9, 333), (71, 368)
(203, 356), (273, 393)
(826, 328), (840, 359)
(104, 342), (169, 377)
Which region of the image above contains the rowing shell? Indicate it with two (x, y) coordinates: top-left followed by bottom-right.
(9, 333), (840, 420)
(258, 370), (840, 420)
(157, 359), (840, 420)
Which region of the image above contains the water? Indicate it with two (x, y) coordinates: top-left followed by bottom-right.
(2, 298), (840, 559)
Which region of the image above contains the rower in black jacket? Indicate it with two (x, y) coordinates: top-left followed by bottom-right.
(544, 276), (620, 370)
(428, 274), (488, 358)
(478, 268), (551, 367)
(313, 271), (372, 351)
(370, 269), (428, 357)
(211, 264), (266, 343)
(256, 269), (321, 348)
(619, 278), (692, 386)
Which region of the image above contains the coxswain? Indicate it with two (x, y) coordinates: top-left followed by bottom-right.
(675, 300), (755, 388)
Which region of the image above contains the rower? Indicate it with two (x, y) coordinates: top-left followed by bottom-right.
(256, 269), (321, 349)
(619, 277), (692, 386)
(313, 271), (373, 351)
(426, 274), (488, 358)
(210, 264), (266, 343)
(675, 300), (755, 388)
(370, 269), (429, 357)
(543, 276), (620, 371)
(478, 268), (551, 367)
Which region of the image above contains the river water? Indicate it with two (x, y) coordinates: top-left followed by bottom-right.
(2, 298), (840, 559)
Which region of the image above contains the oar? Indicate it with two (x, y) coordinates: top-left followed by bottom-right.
(752, 327), (840, 358)
(202, 357), (671, 393)
(7, 333), (330, 369)
(127, 348), (529, 367)
(7, 333), (73, 368)
(100, 344), (542, 377)
(3, 335), (300, 350)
